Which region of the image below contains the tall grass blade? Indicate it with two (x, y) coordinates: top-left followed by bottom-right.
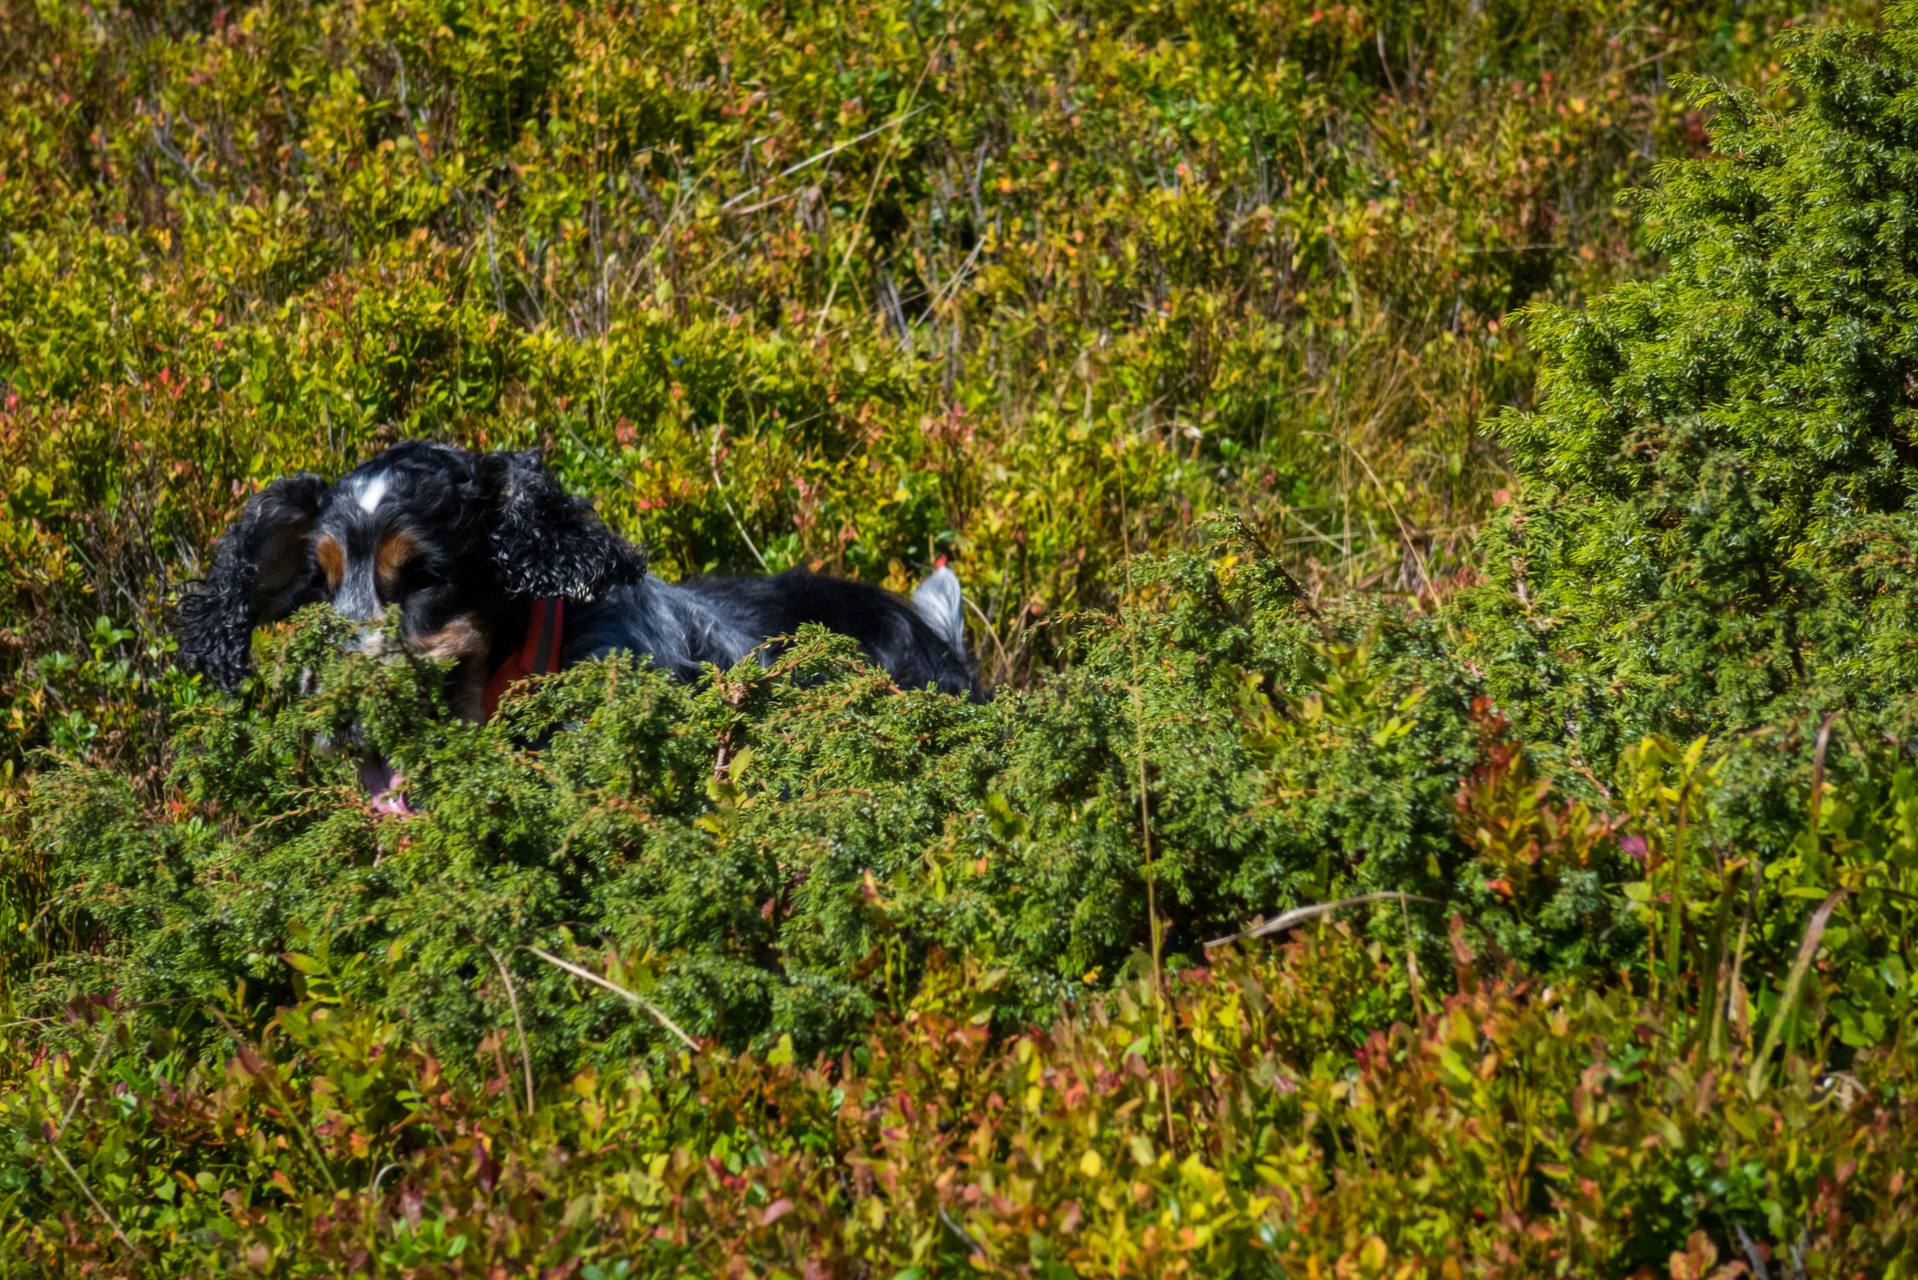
(1745, 889), (1846, 1099)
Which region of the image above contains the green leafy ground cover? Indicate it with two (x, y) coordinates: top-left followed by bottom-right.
(8, 0), (1918, 1275)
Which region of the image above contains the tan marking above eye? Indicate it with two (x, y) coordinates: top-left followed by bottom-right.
(409, 614), (490, 661)
(376, 531), (422, 591)
(315, 535), (344, 591)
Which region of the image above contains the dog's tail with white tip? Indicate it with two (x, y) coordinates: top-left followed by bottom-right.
(912, 564), (966, 654)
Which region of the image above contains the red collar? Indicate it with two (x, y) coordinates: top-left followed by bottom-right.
(481, 597), (564, 721)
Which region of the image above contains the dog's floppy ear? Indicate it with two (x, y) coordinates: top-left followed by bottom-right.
(480, 448), (646, 600)
(175, 473), (330, 690)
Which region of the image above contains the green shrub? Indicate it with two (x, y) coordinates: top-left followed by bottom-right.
(27, 550), (1516, 1070)
(1475, 7), (1918, 774)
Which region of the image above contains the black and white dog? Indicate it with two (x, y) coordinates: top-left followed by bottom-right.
(175, 441), (981, 723)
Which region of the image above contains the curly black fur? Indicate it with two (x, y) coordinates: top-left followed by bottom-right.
(478, 449), (646, 600)
(175, 473), (329, 690)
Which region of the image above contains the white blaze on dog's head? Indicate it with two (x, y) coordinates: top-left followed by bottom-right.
(353, 472), (390, 515)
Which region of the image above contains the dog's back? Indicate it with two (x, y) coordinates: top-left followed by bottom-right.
(674, 569), (981, 700)
(675, 571), (982, 702)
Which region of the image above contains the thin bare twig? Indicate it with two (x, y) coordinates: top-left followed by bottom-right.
(1205, 892), (1442, 950)
(150, 118), (212, 195)
(1329, 430), (1453, 633)
(922, 237), (985, 314)
(720, 187), (800, 217)
(525, 946), (700, 1054)
(709, 415), (769, 570)
(45, 1139), (135, 1255)
(56, 1015), (119, 1142)
(718, 105), (930, 211)
(940, 1207), (985, 1256)
(33, 1014), (136, 1256)
(814, 57), (935, 340)
(370, 1162), (404, 1199)
(485, 944), (537, 1116)
(204, 1006), (340, 1190)
(962, 592), (1009, 673)
(387, 43), (442, 190)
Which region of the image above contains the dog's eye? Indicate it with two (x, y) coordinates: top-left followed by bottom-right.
(379, 561), (440, 601)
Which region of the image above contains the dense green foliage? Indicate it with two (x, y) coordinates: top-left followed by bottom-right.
(22, 557), (1512, 1067)
(1474, 11), (1918, 773)
(12, 0), (1918, 1275)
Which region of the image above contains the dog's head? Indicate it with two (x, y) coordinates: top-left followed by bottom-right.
(175, 442), (644, 702)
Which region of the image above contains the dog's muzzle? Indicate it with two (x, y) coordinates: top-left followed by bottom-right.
(312, 622), (413, 815)
(356, 751), (413, 816)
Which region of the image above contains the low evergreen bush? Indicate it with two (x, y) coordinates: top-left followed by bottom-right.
(1474, 12), (1918, 769)
(29, 551), (1533, 1071)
